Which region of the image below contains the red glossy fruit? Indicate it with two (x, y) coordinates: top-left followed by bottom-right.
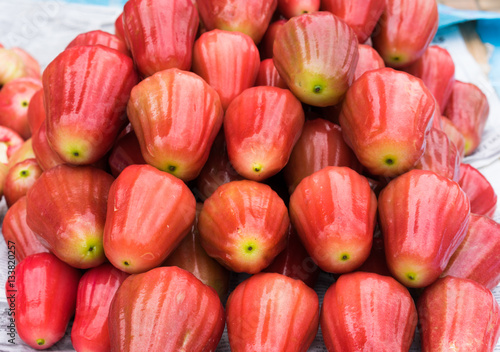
(284, 118), (362, 194)
(32, 122), (65, 171)
(278, 0), (320, 19)
(122, 0), (199, 76)
(2, 196), (49, 262)
(289, 166), (377, 273)
(441, 117), (466, 160)
(127, 68), (223, 181)
(260, 19), (287, 60)
(226, 272), (319, 352)
(3, 158), (42, 207)
(197, 0), (277, 44)
(354, 44), (385, 81)
(442, 214), (500, 290)
(71, 263), (129, 352)
(192, 29), (260, 110)
(107, 129), (146, 178)
(114, 13), (125, 41)
(26, 164), (114, 269)
(103, 164), (196, 274)
(458, 163), (497, 218)
(273, 11), (359, 107)
(418, 276), (500, 352)
(198, 180), (289, 274)
(444, 80), (489, 156)
(255, 58), (288, 88)
(43, 45), (138, 165)
(26, 88), (45, 135)
(339, 68), (435, 177)
(378, 169), (470, 288)
(224, 86), (305, 180)
(108, 266), (225, 352)
(6, 253), (81, 350)
(321, 0), (386, 43)
(321, 272), (417, 351)
(66, 30), (129, 56)
(372, 0), (438, 67)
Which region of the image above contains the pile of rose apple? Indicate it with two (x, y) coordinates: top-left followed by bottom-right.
(1, 0), (500, 351)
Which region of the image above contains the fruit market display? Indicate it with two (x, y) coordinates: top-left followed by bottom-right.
(1, 0), (500, 351)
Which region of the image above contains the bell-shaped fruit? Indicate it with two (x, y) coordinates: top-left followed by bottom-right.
(273, 11), (358, 107)
(107, 129), (146, 178)
(284, 118), (362, 194)
(405, 45), (455, 114)
(321, 271), (417, 351)
(198, 180), (289, 274)
(458, 163), (497, 218)
(26, 164), (114, 269)
(444, 80), (489, 156)
(103, 164), (196, 274)
(372, 0), (438, 67)
(3, 158), (42, 207)
(6, 253), (81, 350)
(192, 29), (260, 110)
(2, 196), (49, 262)
(71, 263), (129, 352)
(321, 0), (386, 43)
(122, 0), (199, 76)
(114, 13), (125, 41)
(289, 166), (377, 273)
(163, 204), (230, 300)
(32, 122), (65, 171)
(108, 266), (225, 352)
(255, 58), (288, 88)
(43, 45), (138, 165)
(26, 88), (45, 135)
(197, 0), (277, 44)
(278, 0), (320, 19)
(226, 272), (319, 352)
(418, 276), (500, 351)
(224, 86), (305, 180)
(66, 30), (129, 56)
(339, 68), (435, 177)
(354, 44), (385, 81)
(442, 214), (500, 290)
(127, 68), (223, 181)
(378, 169), (470, 288)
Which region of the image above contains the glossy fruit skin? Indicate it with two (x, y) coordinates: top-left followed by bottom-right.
(114, 13), (125, 41)
(442, 214), (500, 290)
(103, 164), (196, 274)
(255, 58), (288, 88)
(66, 30), (129, 56)
(226, 272), (319, 352)
(405, 45), (455, 114)
(260, 19), (287, 60)
(224, 86), (305, 181)
(378, 169), (470, 288)
(444, 80), (489, 156)
(339, 68), (435, 177)
(0, 77), (42, 139)
(107, 130), (146, 178)
(354, 44), (385, 81)
(273, 12), (359, 107)
(290, 166), (377, 273)
(414, 128), (461, 182)
(418, 276), (500, 352)
(278, 0), (320, 19)
(6, 253), (81, 350)
(321, 272), (417, 352)
(43, 45), (138, 165)
(197, 0), (277, 44)
(122, 0), (199, 76)
(71, 263), (129, 352)
(32, 122), (65, 171)
(26, 88), (45, 135)
(108, 266), (225, 352)
(3, 158), (42, 207)
(372, 0), (438, 68)
(26, 164), (114, 269)
(2, 196), (49, 262)
(458, 163), (497, 217)
(127, 68), (223, 181)
(284, 118), (362, 194)
(441, 117), (466, 160)
(321, 0), (386, 43)
(198, 180), (289, 274)
(192, 29), (260, 110)
(163, 204), (230, 300)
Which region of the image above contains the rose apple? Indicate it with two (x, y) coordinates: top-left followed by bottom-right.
(26, 164), (114, 269)
(108, 266), (225, 352)
(7, 138), (35, 168)
(441, 116), (466, 159)
(278, 0), (320, 19)
(260, 19), (287, 60)
(3, 158), (42, 207)
(255, 58), (288, 88)
(289, 166), (377, 273)
(339, 68), (435, 177)
(354, 44), (385, 81)
(0, 125), (24, 163)
(122, 0), (199, 76)
(198, 180), (289, 274)
(378, 169), (470, 288)
(66, 30), (129, 56)
(224, 86), (305, 180)
(114, 13), (125, 41)
(127, 68), (223, 181)
(103, 164), (196, 274)
(26, 88), (45, 135)
(273, 12), (359, 107)
(107, 129), (145, 177)
(10, 47), (41, 79)
(458, 163), (497, 217)
(226, 272), (319, 351)
(31, 123), (64, 171)
(0, 47), (26, 85)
